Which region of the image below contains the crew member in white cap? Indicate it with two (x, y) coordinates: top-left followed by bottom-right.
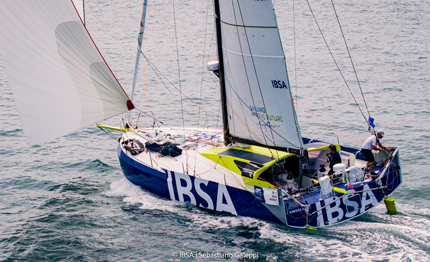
(361, 130), (391, 176)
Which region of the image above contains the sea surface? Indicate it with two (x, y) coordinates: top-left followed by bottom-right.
(1, 0), (430, 261)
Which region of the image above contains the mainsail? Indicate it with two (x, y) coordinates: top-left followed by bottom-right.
(0, 0), (133, 145)
(215, 0), (303, 151)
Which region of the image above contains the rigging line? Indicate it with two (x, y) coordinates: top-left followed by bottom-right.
(208, 22), (221, 130)
(195, 0), (212, 177)
(133, 109), (168, 130)
(142, 52), (219, 121)
(132, 108), (164, 126)
(211, 156), (255, 190)
(215, 101), (222, 132)
(221, 167), (248, 191)
(207, 70), (223, 131)
(148, 3), (216, 61)
(208, 71), (223, 132)
(294, 101), (363, 143)
(230, 0), (270, 147)
(208, 14), (217, 62)
(155, 146), (246, 190)
(141, 14), (149, 125)
(331, 0), (370, 118)
(197, 1), (211, 130)
(98, 126), (117, 140)
(284, 2), (305, 151)
(172, 0), (185, 135)
(257, 176), (307, 220)
(293, 0), (298, 114)
(304, 0), (369, 128)
(144, 54), (210, 131)
(143, 57), (150, 124)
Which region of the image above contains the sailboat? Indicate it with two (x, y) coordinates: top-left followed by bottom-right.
(0, 0), (402, 228)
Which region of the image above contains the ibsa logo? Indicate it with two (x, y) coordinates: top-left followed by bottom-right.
(314, 184), (379, 226)
(271, 80), (288, 89)
(165, 170), (238, 216)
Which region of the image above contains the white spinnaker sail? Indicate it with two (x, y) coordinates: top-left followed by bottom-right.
(72, 0), (85, 24)
(219, 0), (303, 149)
(0, 0), (132, 145)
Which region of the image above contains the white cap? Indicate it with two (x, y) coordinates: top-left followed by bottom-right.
(377, 130), (385, 137)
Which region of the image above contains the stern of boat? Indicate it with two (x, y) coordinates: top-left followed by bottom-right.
(283, 146), (403, 228)
(375, 147), (402, 196)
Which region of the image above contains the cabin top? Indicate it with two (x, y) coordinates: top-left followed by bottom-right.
(200, 143), (339, 189)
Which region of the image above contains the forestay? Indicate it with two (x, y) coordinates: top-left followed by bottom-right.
(0, 0), (133, 145)
(218, 0), (303, 150)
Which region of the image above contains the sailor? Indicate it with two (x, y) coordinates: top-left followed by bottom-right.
(276, 166), (297, 192)
(361, 130), (391, 176)
(327, 144), (342, 176)
(276, 166), (289, 182)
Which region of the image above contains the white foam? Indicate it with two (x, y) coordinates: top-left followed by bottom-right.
(104, 178), (430, 261)
(104, 177), (144, 198)
(104, 178), (179, 212)
(257, 215), (430, 261)
(104, 178), (265, 229)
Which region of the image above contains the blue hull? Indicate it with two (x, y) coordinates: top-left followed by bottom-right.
(118, 146), (287, 225)
(118, 144), (402, 228)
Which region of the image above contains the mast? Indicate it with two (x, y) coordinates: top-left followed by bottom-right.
(214, 0), (231, 146)
(130, 0), (148, 116)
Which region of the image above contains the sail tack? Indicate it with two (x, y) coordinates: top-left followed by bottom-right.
(0, 0), (132, 145)
(217, 0), (303, 150)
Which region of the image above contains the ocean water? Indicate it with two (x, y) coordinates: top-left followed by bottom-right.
(1, 0), (430, 261)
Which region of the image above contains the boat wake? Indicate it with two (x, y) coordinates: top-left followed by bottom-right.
(105, 178), (430, 261)
(105, 178), (262, 227)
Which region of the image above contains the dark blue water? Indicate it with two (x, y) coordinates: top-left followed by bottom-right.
(1, 0), (430, 261)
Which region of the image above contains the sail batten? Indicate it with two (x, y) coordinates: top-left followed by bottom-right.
(223, 48), (284, 59)
(216, 0), (303, 150)
(0, 0), (131, 145)
(220, 21), (277, 29)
